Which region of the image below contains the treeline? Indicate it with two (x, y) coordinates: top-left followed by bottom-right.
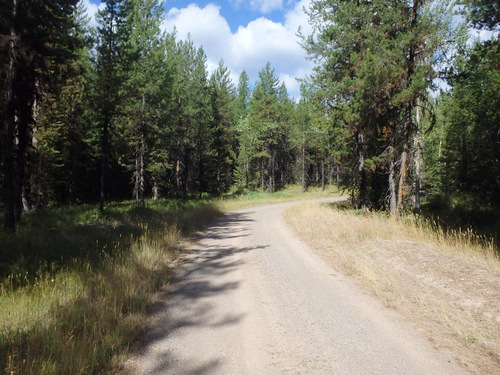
(0, 0), (322, 231)
(1, 0), (499, 231)
(302, 0), (499, 219)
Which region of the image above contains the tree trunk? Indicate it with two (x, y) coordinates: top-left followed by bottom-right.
(321, 158), (325, 191)
(395, 0), (418, 217)
(134, 131), (146, 206)
(357, 131), (367, 209)
(388, 150), (397, 215)
(135, 95), (147, 207)
(182, 147), (190, 199)
(245, 157), (249, 188)
(301, 133), (306, 193)
(175, 157), (182, 193)
(14, 100), (30, 222)
(269, 150), (275, 193)
(396, 107), (412, 216)
(152, 181), (159, 200)
(261, 158), (265, 192)
(2, 0), (17, 230)
(100, 116), (109, 214)
(413, 109), (422, 214)
(14, 71), (35, 220)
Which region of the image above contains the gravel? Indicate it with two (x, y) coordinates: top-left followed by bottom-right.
(124, 198), (468, 374)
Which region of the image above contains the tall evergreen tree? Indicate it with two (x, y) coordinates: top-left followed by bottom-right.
(208, 60), (237, 194)
(91, 0), (130, 213)
(122, 0), (165, 206)
(1, 0), (79, 229)
(236, 70), (251, 120)
(249, 62), (281, 192)
(166, 39), (212, 197)
(34, 1), (93, 205)
(303, 0), (460, 215)
(235, 70), (253, 187)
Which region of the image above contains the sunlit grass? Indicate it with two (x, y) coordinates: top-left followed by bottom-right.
(218, 184), (344, 212)
(284, 202), (500, 373)
(0, 185), (343, 374)
(0, 200), (221, 375)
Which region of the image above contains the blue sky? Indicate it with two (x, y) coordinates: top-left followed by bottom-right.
(83, 0), (314, 99)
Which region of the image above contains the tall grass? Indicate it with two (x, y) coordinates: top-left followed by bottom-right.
(285, 202), (500, 373)
(0, 200), (221, 375)
(0, 185), (339, 374)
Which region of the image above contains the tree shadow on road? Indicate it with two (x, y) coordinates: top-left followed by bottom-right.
(124, 211), (268, 374)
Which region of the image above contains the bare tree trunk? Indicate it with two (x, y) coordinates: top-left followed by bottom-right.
(414, 145), (421, 214)
(271, 151), (275, 193)
(301, 138), (306, 193)
(396, 108), (412, 216)
(3, 0), (17, 230)
(261, 159), (265, 192)
(152, 180), (159, 200)
(245, 157), (249, 188)
(395, 0), (418, 217)
(99, 115), (109, 214)
(357, 131), (367, 209)
(268, 151), (274, 193)
(388, 150), (397, 215)
(413, 108), (422, 214)
(175, 157), (182, 192)
(321, 158), (325, 191)
(182, 147), (190, 199)
(14, 100), (29, 222)
(134, 131), (146, 206)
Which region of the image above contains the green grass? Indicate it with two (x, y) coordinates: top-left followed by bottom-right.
(0, 184), (342, 374)
(0, 199), (221, 375)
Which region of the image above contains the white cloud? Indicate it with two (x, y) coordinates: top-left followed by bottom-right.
(285, 0), (313, 37)
(250, 0), (283, 13)
(82, 1), (314, 98)
(163, 1), (314, 99)
(165, 4), (232, 59)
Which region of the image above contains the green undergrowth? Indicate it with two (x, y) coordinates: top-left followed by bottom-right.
(0, 199), (221, 375)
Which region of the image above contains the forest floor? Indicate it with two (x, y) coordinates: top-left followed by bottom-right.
(284, 202), (500, 374)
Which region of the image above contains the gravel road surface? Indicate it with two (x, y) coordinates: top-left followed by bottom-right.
(126, 198), (468, 374)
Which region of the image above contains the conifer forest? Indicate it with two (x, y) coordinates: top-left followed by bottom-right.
(1, 0), (499, 233)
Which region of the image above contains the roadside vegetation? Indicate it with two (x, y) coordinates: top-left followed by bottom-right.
(0, 185), (339, 375)
(284, 201), (500, 374)
(0, 199), (221, 374)
(218, 184), (342, 211)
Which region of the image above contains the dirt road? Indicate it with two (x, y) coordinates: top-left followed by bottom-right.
(125, 199), (468, 374)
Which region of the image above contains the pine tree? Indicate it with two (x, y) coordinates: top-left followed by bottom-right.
(249, 62), (281, 192)
(122, 0), (165, 206)
(208, 60), (237, 194)
(91, 0), (130, 213)
(236, 70), (251, 120)
(34, 1), (93, 205)
(235, 70), (253, 188)
(165, 38), (212, 197)
(1, 0), (79, 229)
(303, 0), (460, 214)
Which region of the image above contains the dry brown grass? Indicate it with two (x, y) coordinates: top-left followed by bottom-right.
(284, 202), (500, 374)
(217, 184), (343, 212)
